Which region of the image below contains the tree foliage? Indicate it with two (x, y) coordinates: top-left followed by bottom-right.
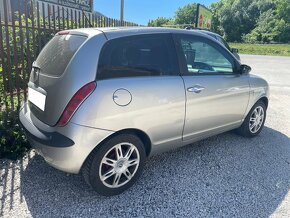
(276, 0), (290, 23)
(211, 0), (290, 43)
(211, 0), (275, 42)
(148, 0), (290, 43)
(148, 17), (173, 27)
(148, 3), (197, 27)
(174, 3), (197, 25)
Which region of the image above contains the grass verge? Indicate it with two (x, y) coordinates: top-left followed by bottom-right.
(229, 43), (290, 56)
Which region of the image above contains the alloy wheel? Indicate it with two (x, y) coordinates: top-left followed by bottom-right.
(249, 106), (265, 134)
(99, 142), (140, 188)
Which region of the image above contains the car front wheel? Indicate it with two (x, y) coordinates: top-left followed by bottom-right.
(82, 134), (146, 196)
(237, 100), (267, 137)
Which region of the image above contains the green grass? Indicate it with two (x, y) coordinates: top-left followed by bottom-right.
(229, 43), (290, 56)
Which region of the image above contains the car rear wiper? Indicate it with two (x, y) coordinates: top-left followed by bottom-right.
(32, 62), (41, 70)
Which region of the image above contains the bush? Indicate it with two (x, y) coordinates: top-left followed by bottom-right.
(0, 109), (31, 160)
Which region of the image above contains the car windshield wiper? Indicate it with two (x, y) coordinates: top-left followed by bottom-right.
(32, 62), (41, 69)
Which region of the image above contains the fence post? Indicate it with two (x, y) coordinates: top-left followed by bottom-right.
(0, 2), (9, 110)
(11, 1), (21, 106)
(3, 0), (14, 110)
(24, 0), (32, 97)
(51, 4), (56, 32)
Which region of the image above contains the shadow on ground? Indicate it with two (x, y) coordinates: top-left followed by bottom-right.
(2, 127), (290, 217)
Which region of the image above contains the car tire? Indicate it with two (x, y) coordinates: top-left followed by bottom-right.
(82, 133), (146, 196)
(237, 101), (267, 138)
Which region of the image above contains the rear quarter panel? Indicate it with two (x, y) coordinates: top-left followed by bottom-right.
(70, 76), (186, 153)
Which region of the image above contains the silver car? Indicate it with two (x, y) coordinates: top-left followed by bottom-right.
(19, 27), (269, 196)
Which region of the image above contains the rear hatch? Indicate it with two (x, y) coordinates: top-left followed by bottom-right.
(28, 30), (106, 126)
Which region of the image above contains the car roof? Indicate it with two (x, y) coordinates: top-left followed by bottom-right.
(67, 27), (214, 40)
(197, 30), (222, 38)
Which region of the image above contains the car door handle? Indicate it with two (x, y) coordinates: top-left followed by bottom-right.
(187, 85), (205, 94)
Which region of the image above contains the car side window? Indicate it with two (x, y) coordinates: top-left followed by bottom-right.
(97, 34), (179, 80)
(177, 35), (234, 75)
(218, 36), (231, 51)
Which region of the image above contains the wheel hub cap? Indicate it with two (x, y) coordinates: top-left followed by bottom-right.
(115, 158), (128, 174)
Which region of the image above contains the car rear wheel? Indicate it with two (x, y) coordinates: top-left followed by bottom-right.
(237, 101), (266, 137)
(82, 134), (146, 196)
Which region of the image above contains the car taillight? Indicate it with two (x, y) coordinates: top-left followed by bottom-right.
(58, 82), (96, 127)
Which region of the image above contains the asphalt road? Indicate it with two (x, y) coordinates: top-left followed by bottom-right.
(1, 54), (290, 218)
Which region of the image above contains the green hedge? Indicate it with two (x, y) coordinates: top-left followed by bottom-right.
(0, 109), (31, 160)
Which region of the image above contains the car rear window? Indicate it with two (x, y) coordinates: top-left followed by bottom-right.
(35, 34), (87, 77)
(97, 34), (179, 80)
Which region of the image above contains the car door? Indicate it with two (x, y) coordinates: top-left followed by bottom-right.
(174, 34), (250, 141)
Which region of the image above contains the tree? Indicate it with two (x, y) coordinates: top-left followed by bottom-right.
(210, 2), (223, 35)
(276, 0), (290, 23)
(174, 3), (197, 25)
(148, 3), (198, 27)
(148, 17), (173, 27)
(148, 0), (290, 43)
(240, 0), (290, 43)
(275, 0), (290, 42)
(243, 10), (283, 43)
(211, 0), (276, 42)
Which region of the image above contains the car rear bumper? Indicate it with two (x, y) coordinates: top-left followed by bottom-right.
(19, 102), (114, 174)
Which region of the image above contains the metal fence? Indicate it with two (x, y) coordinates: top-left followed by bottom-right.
(0, 0), (139, 112)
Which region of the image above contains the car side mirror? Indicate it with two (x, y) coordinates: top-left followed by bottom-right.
(231, 48), (239, 53)
(240, 64), (251, 74)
